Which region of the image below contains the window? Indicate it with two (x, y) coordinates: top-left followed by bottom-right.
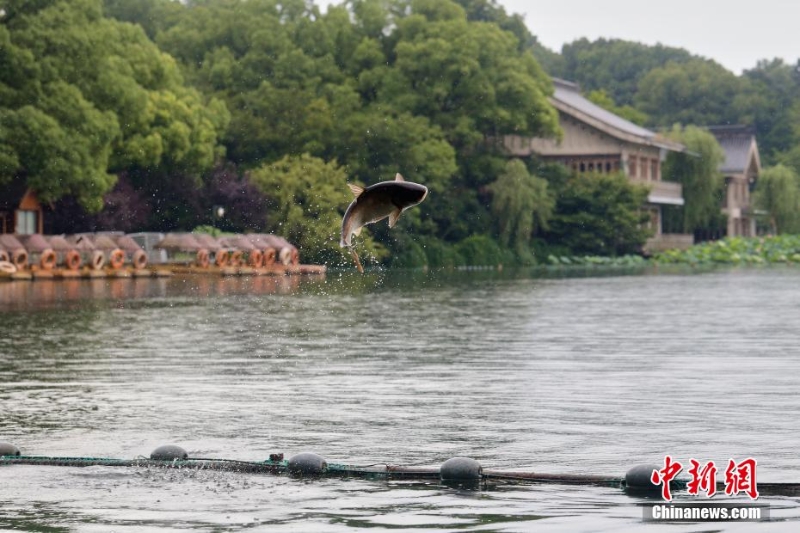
(629, 156), (637, 178)
(16, 210), (37, 235)
(651, 160), (659, 181)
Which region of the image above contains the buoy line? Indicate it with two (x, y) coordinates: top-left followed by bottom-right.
(1, 443), (799, 497)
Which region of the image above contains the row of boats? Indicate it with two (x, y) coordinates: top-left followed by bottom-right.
(156, 233), (300, 269)
(0, 232), (302, 276)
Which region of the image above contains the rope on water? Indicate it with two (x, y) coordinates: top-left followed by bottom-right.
(1, 455), (287, 474)
(2, 446), (800, 497)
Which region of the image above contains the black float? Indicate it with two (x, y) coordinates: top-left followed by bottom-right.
(150, 444), (188, 461)
(288, 452), (328, 476)
(440, 457), (482, 480)
(623, 464), (667, 496)
(0, 442), (20, 456)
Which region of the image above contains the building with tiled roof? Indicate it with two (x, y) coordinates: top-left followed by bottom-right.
(706, 125), (760, 237)
(504, 79), (691, 252)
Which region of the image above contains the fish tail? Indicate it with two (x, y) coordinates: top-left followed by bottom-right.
(349, 248), (364, 274)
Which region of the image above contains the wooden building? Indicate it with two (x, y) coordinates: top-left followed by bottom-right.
(0, 178), (44, 235)
(707, 125), (760, 237)
(504, 78), (692, 252)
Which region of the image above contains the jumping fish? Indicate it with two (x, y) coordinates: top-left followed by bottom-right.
(340, 173), (429, 273)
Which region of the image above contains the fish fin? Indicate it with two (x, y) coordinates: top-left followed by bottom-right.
(395, 173), (405, 182)
(350, 248), (364, 274)
(354, 226), (362, 236)
(388, 207), (403, 228)
(347, 183), (365, 197)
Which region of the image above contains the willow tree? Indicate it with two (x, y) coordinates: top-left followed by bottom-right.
(753, 164), (800, 234)
(663, 125), (726, 234)
(488, 159), (553, 254)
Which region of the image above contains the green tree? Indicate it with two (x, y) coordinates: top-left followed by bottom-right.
(0, 0), (228, 211)
(487, 159), (553, 253)
(383, 1), (559, 149)
(544, 172), (651, 256)
(8, 0), (682, 264)
(145, 0), (559, 247)
(753, 164), (800, 234)
(378, 0), (560, 244)
(772, 97), (800, 178)
(102, 0), (184, 39)
(0, 1), (119, 210)
(455, 0), (567, 85)
(152, 0), (348, 166)
(662, 125), (725, 233)
(328, 106), (457, 255)
(736, 59), (800, 163)
(559, 38), (694, 106)
(586, 89), (648, 126)
(248, 154), (386, 264)
(635, 60), (743, 127)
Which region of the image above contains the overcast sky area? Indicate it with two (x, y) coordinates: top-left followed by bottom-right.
(500, 0), (800, 74)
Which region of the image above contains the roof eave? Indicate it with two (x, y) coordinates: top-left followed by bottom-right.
(550, 98), (684, 152)
(648, 195), (685, 206)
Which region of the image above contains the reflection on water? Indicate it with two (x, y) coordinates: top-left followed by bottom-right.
(1, 267), (800, 532)
(0, 274), (320, 311)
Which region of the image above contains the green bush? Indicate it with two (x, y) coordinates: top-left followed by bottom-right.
(388, 239), (428, 268)
(454, 235), (504, 266)
(543, 172), (651, 256)
(512, 245), (538, 266)
(418, 238), (463, 269)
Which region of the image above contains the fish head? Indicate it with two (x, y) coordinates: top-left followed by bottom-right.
(392, 181), (429, 209)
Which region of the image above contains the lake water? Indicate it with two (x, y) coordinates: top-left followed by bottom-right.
(1, 267), (799, 532)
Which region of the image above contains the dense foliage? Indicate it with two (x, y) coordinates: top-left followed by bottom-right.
(752, 164), (800, 234)
(0, 0), (228, 211)
(545, 38), (694, 107)
(248, 154), (384, 265)
(662, 125), (726, 233)
(8, 0), (800, 266)
(21, 0), (568, 263)
(487, 159), (553, 259)
(541, 172), (651, 256)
